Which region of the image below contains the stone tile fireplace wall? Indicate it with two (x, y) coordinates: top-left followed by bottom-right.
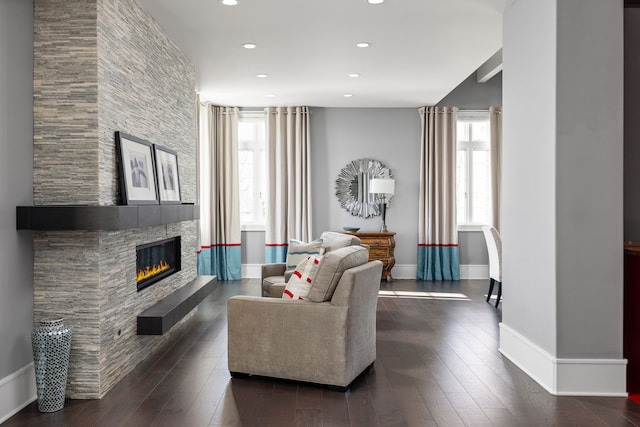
(33, 0), (197, 398)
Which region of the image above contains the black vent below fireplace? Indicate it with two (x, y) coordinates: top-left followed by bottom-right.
(136, 236), (181, 291)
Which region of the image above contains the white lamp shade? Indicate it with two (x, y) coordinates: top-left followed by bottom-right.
(369, 178), (395, 195)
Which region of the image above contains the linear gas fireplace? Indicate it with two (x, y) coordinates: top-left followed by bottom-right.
(136, 236), (181, 291)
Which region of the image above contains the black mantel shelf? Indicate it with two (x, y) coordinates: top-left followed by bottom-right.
(16, 204), (199, 231)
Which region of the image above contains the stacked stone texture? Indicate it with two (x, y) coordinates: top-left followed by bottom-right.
(33, 0), (197, 398)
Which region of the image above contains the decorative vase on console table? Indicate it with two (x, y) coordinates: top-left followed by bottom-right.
(31, 319), (72, 412)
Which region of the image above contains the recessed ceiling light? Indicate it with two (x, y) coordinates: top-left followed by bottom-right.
(267, 94), (276, 98)
(222, 0), (238, 5)
(242, 43), (256, 49)
(344, 94), (353, 98)
(368, 0), (384, 4)
(356, 42), (370, 48)
(256, 74), (268, 78)
(348, 73), (360, 78)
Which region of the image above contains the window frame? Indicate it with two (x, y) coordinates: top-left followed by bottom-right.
(456, 110), (491, 231)
(237, 110), (266, 231)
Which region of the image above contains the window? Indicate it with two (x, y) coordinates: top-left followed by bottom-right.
(238, 111), (266, 230)
(457, 111), (491, 228)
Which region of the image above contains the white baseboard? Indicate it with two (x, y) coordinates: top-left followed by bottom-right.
(499, 323), (627, 396)
(0, 363), (36, 424)
(460, 264), (488, 280)
(242, 263), (488, 280)
(390, 264), (416, 279)
(380, 264), (488, 280)
(242, 264), (262, 278)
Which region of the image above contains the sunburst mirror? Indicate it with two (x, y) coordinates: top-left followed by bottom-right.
(335, 158), (393, 218)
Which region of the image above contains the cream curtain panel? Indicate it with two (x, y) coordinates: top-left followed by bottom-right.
(264, 106), (313, 263)
(417, 106), (460, 280)
(489, 106), (502, 231)
(196, 103), (242, 280)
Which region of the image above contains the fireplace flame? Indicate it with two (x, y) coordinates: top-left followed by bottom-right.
(137, 259), (171, 283)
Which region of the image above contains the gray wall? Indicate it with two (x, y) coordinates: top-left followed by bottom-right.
(502, 0), (561, 358)
(242, 230), (265, 264)
(555, 0), (623, 359)
(438, 71), (503, 109)
(625, 9), (640, 240)
(503, 0), (623, 366)
(311, 108), (421, 267)
(0, 0), (34, 386)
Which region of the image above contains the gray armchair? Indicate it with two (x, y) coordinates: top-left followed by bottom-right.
(261, 231), (362, 297)
(229, 259), (383, 389)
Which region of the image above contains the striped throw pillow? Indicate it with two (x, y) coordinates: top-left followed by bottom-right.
(282, 255), (323, 300)
(285, 238), (324, 271)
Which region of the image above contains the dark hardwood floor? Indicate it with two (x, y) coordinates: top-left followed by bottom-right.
(6, 278), (640, 426)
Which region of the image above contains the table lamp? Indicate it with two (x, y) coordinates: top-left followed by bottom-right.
(369, 178), (395, 232)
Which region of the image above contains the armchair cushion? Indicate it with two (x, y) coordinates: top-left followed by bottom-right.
(307, 245), (369, 303)
(263, 280), (286, 298)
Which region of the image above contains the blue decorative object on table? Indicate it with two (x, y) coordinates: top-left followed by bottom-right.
(31, 319), (72, 412)
(343, 227), (360, 232)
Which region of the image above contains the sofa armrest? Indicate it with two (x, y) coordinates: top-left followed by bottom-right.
(261, 263), (288, 297)
(261, 263), (286, 281)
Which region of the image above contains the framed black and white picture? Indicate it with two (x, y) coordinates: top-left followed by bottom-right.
(153, 144), (181, 204)
(115, 132), (159, 205)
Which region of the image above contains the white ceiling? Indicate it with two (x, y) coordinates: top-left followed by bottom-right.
(137, 0), (507, 108)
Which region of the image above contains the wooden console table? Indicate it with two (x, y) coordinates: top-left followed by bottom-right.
(345, 231), (396, 282)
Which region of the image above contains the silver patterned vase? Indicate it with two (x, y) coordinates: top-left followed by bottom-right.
(31, 319), (72, 412)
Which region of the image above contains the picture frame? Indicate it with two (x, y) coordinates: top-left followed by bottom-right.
(153, 144), (181, 204)
(115, 132), (159, 205)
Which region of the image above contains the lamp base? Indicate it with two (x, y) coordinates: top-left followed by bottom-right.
(379, 202), (388, 232)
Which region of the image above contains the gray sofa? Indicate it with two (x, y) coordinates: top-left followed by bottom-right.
(228, 246), (382, 389)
